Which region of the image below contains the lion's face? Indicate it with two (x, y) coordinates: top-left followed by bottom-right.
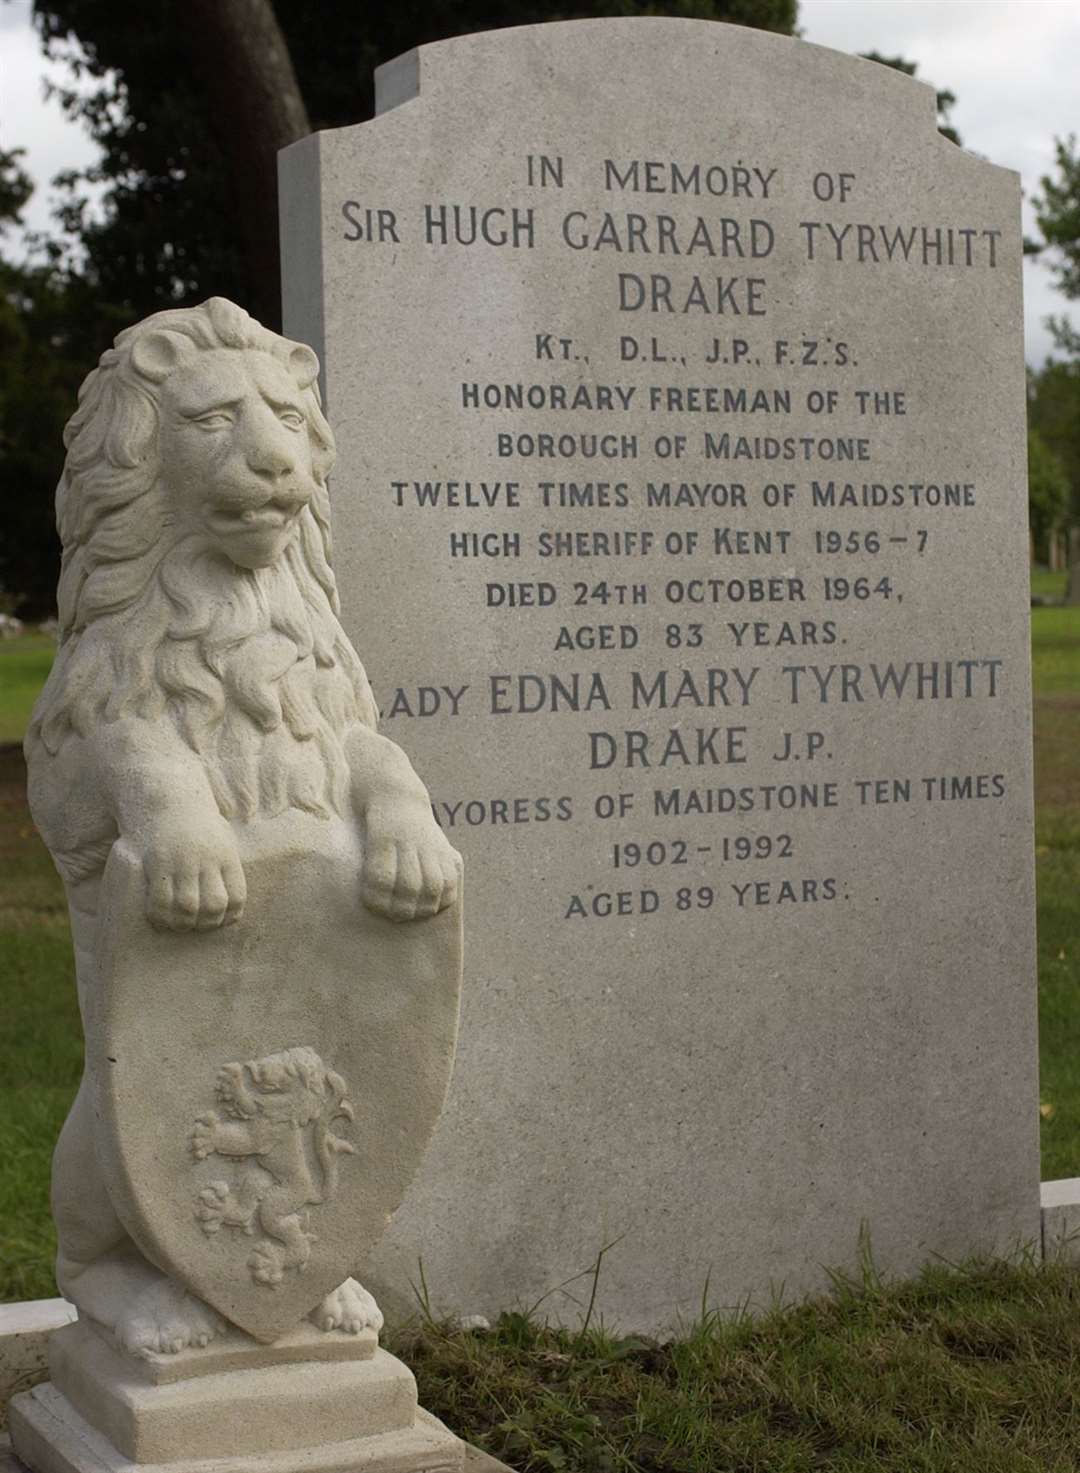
(33, 301), (379, 819)
(157, 348), (320, 571)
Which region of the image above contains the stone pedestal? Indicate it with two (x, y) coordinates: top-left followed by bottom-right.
(9, 1322), (463, 1473)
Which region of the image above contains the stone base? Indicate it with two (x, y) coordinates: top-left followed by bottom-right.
(0, 1302), (512, 1473)
(9, 1388), (462, 1473)
(103, 1322), (379, 1386)
(1041, 1178), (1080, 1260)
(8, 1319), (464, 1473)
(0, 1302), (77, 1409)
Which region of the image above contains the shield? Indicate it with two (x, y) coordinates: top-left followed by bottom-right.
(87, 815), (461, 1343)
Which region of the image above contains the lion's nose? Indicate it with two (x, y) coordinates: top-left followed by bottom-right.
(246, 440), (295, 481)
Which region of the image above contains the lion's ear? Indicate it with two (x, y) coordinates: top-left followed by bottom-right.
(288, 344), (320, 390)
(130, 329), (195, 384)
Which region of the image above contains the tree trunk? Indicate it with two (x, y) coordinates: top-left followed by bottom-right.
(1067, 527), (1080, 606)
(185, 0), (310, 329)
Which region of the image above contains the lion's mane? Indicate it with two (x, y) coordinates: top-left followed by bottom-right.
(29, 298), (378, 837)
(216, 1047), (354, 1129)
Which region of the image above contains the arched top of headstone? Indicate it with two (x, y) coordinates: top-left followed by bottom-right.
(364, 19), (997, 178)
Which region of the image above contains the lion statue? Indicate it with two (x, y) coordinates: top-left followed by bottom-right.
(25, 298), (460, 1356)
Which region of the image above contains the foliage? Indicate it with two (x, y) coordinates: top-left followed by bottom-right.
(1031, 137), (1080, 298)
(1028, 135), (1080, 360)
(0, 149), (34, 233)
(0, 138), (123, 613)
(1028, 360), (1080, 529)
(0, 259), (123, 615)
(1028, 428), (1070, 554)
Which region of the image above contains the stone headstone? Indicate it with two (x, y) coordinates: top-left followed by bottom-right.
(281, 18), (1038, 1332)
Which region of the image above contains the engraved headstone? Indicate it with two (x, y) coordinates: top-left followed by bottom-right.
(280, 19), (1038, 1331)
(10, 299), (467, 1472)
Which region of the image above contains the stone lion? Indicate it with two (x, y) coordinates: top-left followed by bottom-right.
(25, 298), (459, 1356)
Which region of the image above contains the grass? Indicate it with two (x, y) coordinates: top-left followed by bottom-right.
(1030, 568), (1067, 604)
(399, 1253), (1080, 1470)
(1, 602), (1079, 1467)
(0, 635), (55, 745)
(0, 737), (80, 1303)
(0, 634), (80, 1299)
(1031, 600), (1080, 1181)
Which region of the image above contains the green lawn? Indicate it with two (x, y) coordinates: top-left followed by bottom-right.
(1031, 599), (1080, 1180)
(2, 607), (1080, 1468)
(402, 1256), (1080, 1470)
(1030, 568), (1068, 604)
(0, 637), (80, 1301)
(0, 635), (55, 745)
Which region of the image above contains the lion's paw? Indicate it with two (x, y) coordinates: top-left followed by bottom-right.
(310, 1278), (384, 1336)
(249, 1240), (286, 1285)
(142, 818), (247, 932)
(361, 822), (462, 922)
(117, 1278), (227, 1359)
(190, 1115), (217, 1161)
(194, 1181), (231, 1234)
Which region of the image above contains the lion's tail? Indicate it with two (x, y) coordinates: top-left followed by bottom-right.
(312, 1119), (357, 1204)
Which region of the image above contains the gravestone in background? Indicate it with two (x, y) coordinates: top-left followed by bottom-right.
(281, 19), (1038, 1332)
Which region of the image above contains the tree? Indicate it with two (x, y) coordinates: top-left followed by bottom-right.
(1029, 135), (1080, 358)
(1028, 359), (1080, 603)
(1029, 360), (1080, 513)
(1028, 136), (1080, 600)
(0, 152), (118, 613)
(0, 151), (73, 612)
(0, 148), (34, 229)
(1027, 427), (1069, 560)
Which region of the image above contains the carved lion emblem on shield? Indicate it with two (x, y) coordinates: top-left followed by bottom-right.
(191, 1047), (356, 1287)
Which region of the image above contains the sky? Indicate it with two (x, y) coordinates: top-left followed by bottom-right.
(1, 0), (1077, 365)
(798, 0), (1079, 365)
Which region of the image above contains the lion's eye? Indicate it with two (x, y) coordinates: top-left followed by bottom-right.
(278, 410), (305, 431)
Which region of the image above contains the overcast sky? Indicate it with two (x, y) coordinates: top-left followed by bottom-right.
(2, 0), (1076, 364)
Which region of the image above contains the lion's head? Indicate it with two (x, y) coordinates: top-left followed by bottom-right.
(215, 1047), (355, 1130)
(31, 299), (377, 825)
(54, 297), (338, 633)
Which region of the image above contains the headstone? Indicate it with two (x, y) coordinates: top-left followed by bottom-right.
(1041, 1179), (1080, 1261)
(11, 299), (467, 1472)
(280, 18), (1038, 1332)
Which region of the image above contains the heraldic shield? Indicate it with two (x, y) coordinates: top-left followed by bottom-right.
(86, 814), (462, 1344)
